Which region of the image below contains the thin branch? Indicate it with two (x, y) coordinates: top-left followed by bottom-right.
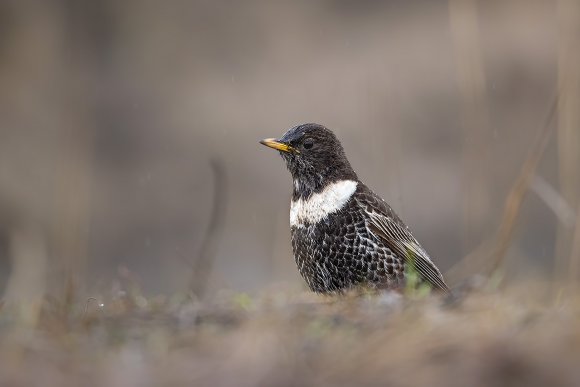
(446, 96), (558, 284)
(489, 97), (558, 274)
(190, 159), (228, 297)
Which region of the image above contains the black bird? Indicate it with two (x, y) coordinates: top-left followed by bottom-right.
(260, 123), (449, 293)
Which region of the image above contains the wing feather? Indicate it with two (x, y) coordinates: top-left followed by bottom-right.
(368, 211), (449, 292)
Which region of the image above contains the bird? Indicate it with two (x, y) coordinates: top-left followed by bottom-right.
(259, 123), (449, 293)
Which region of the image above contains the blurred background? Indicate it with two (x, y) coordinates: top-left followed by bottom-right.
(0, 0), (578, 300)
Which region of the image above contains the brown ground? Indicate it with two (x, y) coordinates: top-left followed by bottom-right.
(1, 281), (579, 387)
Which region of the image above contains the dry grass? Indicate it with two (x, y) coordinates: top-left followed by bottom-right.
(1, 281), (580, 386)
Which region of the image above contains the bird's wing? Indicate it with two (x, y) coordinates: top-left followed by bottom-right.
(358, 189), (449, 292)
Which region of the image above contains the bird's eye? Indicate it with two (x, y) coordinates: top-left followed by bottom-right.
(303, 138), (314, 150)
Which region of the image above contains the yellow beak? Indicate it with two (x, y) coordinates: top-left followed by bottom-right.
(259, 138), (298, 153)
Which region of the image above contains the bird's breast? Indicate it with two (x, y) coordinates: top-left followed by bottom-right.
(290, 180), (358, 227)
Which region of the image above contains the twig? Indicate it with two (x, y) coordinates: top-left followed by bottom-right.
(446, 97), (558, 284)
(190, 159), (228, 297)
(530, 175), (576, 228)
(489, 97), (558, 274)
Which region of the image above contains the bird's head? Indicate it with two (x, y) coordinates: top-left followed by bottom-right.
(260, 123), (357, 199)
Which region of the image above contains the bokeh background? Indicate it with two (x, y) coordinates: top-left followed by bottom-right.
(1, 0), (579, 301)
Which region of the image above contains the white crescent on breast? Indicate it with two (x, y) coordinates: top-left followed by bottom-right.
(290, 180), (358, 228)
